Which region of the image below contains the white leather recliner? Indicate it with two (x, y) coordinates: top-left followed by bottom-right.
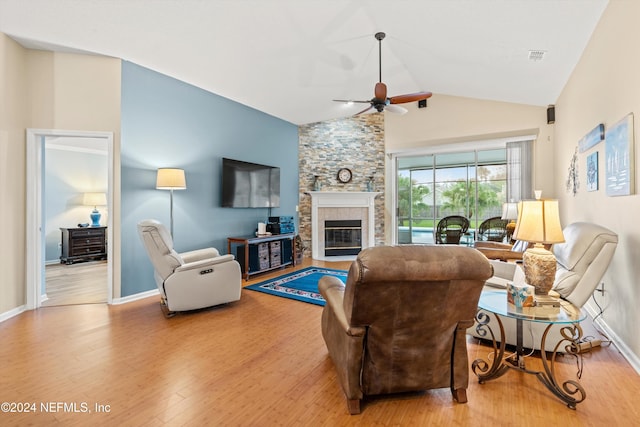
(469, 222), (618, 351)
(137, 219), (242, 316)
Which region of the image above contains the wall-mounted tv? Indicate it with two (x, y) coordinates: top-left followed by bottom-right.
(221, 158), (280, 208)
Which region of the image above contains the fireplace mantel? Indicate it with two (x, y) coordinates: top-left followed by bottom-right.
(306, 191), (381, 260)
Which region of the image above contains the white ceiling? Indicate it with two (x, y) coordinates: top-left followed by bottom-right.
(0, 0), (609, 125)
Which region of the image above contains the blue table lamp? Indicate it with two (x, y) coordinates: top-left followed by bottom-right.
(83, 192), (107, 227)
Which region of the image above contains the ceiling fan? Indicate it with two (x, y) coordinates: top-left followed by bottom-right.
(334, 32), (432, 115)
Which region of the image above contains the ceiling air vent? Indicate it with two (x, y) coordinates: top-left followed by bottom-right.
(528, 50), (547, 61)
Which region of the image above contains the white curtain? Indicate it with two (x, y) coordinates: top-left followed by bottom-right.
(506, 140), (533, 201)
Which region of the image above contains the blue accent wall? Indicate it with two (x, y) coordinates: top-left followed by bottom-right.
(120, 61), (299, 297)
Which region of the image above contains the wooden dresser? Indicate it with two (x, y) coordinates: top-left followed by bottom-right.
(60, 226), (107, 264)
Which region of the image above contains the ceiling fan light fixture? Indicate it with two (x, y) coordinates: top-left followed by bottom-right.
(385, 104), (408, 115)
(332, 31), (431, 117)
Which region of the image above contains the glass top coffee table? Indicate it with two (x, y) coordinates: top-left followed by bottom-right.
(471, 289), (587, 409)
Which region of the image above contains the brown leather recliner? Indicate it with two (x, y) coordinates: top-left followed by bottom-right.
(473, 239), (531, 261)
(319, 245), (493, 414)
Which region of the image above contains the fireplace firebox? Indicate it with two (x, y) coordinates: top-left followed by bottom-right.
(324, 220), (362, 256)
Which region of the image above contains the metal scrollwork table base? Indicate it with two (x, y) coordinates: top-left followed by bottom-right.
(471, 290), (587, 409)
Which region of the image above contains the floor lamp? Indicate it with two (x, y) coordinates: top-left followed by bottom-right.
(156, 168), (186, 237)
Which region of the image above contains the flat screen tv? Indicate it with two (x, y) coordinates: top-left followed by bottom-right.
(221, 158), (280, 208)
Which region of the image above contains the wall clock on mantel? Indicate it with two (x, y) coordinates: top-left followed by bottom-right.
(337, 168), (353, 184)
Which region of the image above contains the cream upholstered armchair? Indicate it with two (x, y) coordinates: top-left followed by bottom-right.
(137, 219), (241, 316)
(469, 222), (618, 351)
(319, 245), (493, 414)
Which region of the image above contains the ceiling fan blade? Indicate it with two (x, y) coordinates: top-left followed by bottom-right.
(389, 92), (433, 104)
(385, 104), (408, 115)
(333, 99), (371, 104)
(353, 105), (374, 116)
(374, 82), (387, 101)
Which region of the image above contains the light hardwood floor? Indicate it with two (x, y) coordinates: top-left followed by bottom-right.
(43, 261), (108, 306)
(2, 257), (639, 426)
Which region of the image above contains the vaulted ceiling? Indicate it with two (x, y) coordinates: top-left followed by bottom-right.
(0, 0), (609, 125)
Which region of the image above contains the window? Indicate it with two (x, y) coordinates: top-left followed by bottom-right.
(396, 148), (512, 244)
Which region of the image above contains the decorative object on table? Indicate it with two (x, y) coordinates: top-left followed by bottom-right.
(156, 168), (186, 237)
(337, 167), (352, 183)
(578, 123), (605, 152)
(507, 282), (535, 308)
(534, 294), (561, 307)
(586, 151), (599, 191)
(245, 267), (348, 306)
(257, 222), (268, 236)
(83, 192), (107, 227)
(366, 175), (375, 191)
(501, 202), (518, 241)
(605, 112), (635, 196)
(313, 174), (321, 191)
(513, 196), (565, 295)
(566, 147), (579, 196)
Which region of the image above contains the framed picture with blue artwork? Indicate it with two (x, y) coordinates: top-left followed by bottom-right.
(586, 152), (598, 191)
(605, 113), (635, 196)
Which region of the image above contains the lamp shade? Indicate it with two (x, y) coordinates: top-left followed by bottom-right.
(513, 199), (565, 244)
(83, 192), (107, 207)
(156, 168), (186, 190)
(501, 202), (518, 220)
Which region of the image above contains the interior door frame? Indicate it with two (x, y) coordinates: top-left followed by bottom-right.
(26, 128), (114, 309)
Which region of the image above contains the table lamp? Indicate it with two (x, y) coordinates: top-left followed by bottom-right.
(83, 192), (107, 227)
(501, 202), (518, 242)
(156, 168), (186, 237)
(512, 198), (565, 295)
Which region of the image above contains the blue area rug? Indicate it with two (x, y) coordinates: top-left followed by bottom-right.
(245, 267), (348, 306)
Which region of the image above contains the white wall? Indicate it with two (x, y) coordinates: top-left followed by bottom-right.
(0, 40), (122, 315)
(0, 34), (28, 313)
(554, 1), (640, 365)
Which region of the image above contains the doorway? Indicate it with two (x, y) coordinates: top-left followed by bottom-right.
(26, 129), (114, 309)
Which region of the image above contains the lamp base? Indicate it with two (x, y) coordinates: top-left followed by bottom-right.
(90, 208), (101, 227)
(522, 245), (556, 295)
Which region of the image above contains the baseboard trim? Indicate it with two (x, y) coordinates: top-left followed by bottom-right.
(111, 288), (159, 305)
(0, 289), (159, 325)
(584, 302), (640, 375)
(0, 305), (27, 323)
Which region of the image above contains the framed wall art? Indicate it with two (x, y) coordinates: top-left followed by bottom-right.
(579, 123), (605, 153)
(605, 112), (635, 196)
(586, 151), (598, 191)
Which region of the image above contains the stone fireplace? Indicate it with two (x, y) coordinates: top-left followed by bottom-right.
(307, 192), (381, 260)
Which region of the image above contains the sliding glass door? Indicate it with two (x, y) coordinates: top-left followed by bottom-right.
(397, 149), (507, 244)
